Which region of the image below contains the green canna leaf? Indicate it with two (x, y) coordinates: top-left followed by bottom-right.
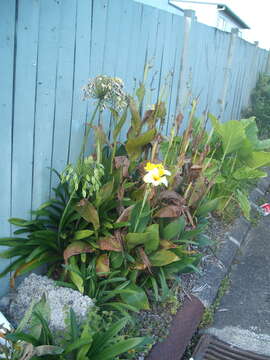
(73, 230), (94, 240)
(119, 283), (150, 310)
(149, 250), (179, 267)
(162, 216), (186, 240)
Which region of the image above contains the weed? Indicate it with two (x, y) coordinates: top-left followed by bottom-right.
(199, 275), (231, 329)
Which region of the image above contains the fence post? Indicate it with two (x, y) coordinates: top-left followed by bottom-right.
(266, 49), (270, 75)
(219, 28), (238, 120)
(175, 9), (195, 115)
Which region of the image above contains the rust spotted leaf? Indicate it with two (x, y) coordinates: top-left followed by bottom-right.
(63, 241), (94, 264)
(96, 254), (110, 276)
(99, 236), (123, 252)
(160, 240), (178, 249)
(75, 199), (99, 230)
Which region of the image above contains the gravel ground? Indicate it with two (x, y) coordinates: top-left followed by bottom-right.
(131, 214), (234, 360)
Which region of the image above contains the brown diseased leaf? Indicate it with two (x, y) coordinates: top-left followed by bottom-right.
(160, 240), (178, 249)
(116, 205), (134, 223)
(114, 156), (130, 177)
(96, 254), (110, 276)
(142, 109), (155, 125)
(188, 176), (208, 206)
(184, 208), (196, 228)
(99, 236), (123, 252)
(75, 199), (100, 230)
(189, 164), (203, 182)
(138, 247), (152, 273)
(63, 241), (94, 264)
(154, 205), (182, 218)
(175, 112), (184, 134)
(158, 190), (186, 207)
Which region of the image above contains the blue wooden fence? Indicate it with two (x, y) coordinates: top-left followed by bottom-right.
(0, 0), (269, 296)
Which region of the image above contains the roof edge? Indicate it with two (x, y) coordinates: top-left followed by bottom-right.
(169, 1), (250, 29)
(218, 4), (250, 29)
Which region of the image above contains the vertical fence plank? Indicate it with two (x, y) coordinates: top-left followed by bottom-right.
(0, 0), (16, 296)
(31, 0), (61, 210)
(68, 0), (92, 163)
(85, 0), (109, 151)
(101, 0), (125, 138)
(167, 15), (184, 129)
(50, 0), (77, 190)
(118, 1), (142, 139)
(11, 0), (39, 219)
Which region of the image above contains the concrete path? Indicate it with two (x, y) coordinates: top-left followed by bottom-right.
(205, 210), (270, 356)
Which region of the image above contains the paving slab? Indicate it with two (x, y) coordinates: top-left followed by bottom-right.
(205, 210), (270, 357)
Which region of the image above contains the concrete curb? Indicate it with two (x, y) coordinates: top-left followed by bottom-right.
(147, 174), (270, 360)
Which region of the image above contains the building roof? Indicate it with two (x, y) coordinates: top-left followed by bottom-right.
(217, 4), (249, 29)
(169, 1), (250, 29)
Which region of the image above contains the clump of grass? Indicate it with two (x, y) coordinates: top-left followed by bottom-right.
(200, 275), (231, 328)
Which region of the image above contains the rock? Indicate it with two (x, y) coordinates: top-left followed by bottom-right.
(0, 311), (12, 355)
(0, 293), (14, 314)
(9, 274), (94, 332)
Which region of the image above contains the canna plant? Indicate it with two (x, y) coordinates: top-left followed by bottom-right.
(0, 74), (219, 311)
(206, 114), (270, 219)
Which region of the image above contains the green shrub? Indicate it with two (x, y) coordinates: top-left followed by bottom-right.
(243, 73), (270, 139)
(207, 114), (270, 219)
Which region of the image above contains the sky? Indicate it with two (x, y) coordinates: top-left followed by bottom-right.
(218, 0), (270, 49)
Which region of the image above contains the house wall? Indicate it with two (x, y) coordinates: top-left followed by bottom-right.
(134, 0), (183, 14)
(0, 0), (268, 296)
(172, 2), (217, 26)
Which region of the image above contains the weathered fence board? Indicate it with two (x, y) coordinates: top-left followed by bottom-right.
(0, 0), (268, 296)
(0, 0), (16, 295)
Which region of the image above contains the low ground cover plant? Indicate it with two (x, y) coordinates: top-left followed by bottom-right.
(1, 72), (270, 358)
(0, 296), (147, 360)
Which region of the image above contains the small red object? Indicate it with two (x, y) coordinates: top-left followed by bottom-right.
(260, 203), (270, 216)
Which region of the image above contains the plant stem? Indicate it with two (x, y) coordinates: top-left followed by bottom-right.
(163, 125), (175, 166)
(110, 141), (117, 174)
(134, 185), (151, 233)
(79, 101), (100, 163)
(58, 188), (77, 250)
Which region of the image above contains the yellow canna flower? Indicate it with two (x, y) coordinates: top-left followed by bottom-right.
(143, 162), (171, 187)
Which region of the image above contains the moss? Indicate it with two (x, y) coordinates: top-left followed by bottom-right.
(199, 275), (231, 329)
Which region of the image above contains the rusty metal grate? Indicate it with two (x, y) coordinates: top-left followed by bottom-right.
(192, 334), (270, 360)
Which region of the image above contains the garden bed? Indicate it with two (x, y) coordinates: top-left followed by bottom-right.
(1, 75), (270, 360)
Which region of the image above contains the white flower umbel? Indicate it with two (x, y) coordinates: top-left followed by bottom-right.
(83, 75), (127, 111)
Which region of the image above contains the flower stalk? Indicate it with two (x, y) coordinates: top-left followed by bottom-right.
(134, 184), (151, 233)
